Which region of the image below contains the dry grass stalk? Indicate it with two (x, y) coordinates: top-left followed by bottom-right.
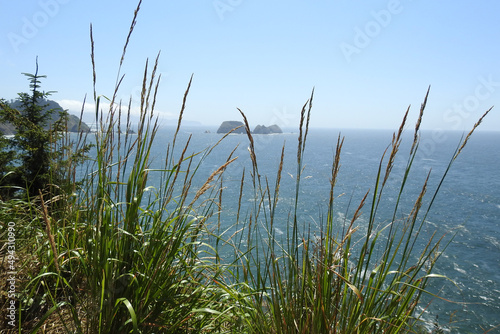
(206, 128), (242, 157)
(274, 144), (285, 199)
(297, 89), (314, 166)
(382, 105), (409, 188)
(454, 106), (493, 160)
(236, 168), (245, 224)
(90, 25), (97, 103)
(297, 100), (308, 166)
(141, 52), (161, 116)
(173, 74), (194, 149)
(238, 109), (258, 175)
(302, 88), (314, 154)
(407, 171), (430, 223)
(150, 55), (161, 114)
(330, 135), (344, 197)
(410, 86), (430, 155)
(190, 157), (237, 206)
(177, 150), (195, 210)
(119, 0), (142, 71)
(38, 190), (60, 273)
(139, 58), (150, 126)
(351, 190), (369, 225)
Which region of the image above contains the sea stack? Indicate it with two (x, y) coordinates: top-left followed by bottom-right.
(253, 124), (283, 134)
(216, 121), (246, 134)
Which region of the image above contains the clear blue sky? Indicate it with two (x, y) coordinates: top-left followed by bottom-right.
(1, 0), (499, 131)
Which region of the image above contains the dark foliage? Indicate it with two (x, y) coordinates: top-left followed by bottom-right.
(0, 60), (91, 200)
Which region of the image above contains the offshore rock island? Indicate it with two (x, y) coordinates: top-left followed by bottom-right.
(216, 121), (246, 134)
(252, 124), (283, 134)
(216, 121), (282, 134)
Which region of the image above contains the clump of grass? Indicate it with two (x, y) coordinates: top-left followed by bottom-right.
(12, 3), (239, 333)
(224, 87), (491, 333)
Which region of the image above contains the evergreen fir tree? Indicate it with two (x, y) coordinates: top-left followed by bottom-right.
(0, 59), (56, 198)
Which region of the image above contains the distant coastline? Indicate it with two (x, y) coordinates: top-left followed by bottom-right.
(0, 98), (90, 135)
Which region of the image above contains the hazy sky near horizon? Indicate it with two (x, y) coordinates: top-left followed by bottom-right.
(1, 1), (499, 131)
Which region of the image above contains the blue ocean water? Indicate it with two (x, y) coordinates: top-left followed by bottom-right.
(105, 126), (500, 333)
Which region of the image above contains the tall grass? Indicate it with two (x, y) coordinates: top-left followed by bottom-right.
(15, 2), (238, 332)
(2, 1), (493, 333)
(222, 87), (491, 333)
